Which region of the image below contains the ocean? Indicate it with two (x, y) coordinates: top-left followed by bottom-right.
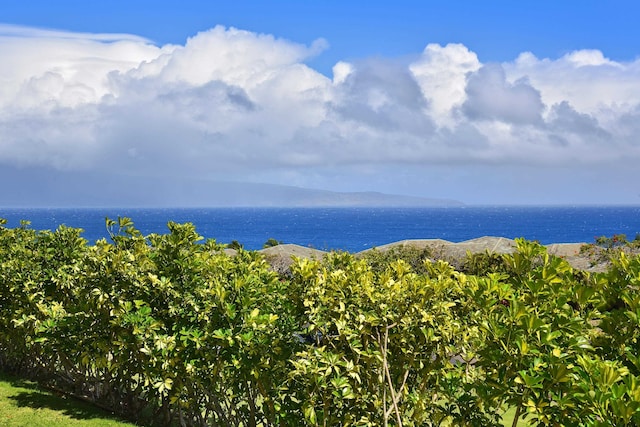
(1, 206), (639, 252)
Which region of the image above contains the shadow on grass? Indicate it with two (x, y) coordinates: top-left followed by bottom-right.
(0, 371), (129, 423)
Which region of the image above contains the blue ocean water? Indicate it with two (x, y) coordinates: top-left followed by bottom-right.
(1, 206), (639, 252)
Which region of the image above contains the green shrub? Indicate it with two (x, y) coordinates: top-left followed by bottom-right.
(461, 250), (507, 275)
(1, 219), (639, 426)
(358, 244), (433, 274)
(263, 238), (282, 248)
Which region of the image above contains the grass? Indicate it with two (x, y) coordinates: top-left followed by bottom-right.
(0, 371), (138, 427)
(502, 406), (530, 426)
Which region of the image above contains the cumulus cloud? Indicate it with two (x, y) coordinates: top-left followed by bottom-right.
(0, 25), (167, 110)
(1, 23), (640, 204)
(409, 43), (480, 125)
(507, 50), (640, 116)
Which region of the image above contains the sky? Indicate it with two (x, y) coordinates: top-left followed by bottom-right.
(2, 0), (640, 206)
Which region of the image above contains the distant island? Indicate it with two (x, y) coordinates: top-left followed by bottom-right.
(192, 182), (464, 208)
(0, 167), (463, 207)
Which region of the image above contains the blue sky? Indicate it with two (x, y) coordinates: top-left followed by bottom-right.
(6, 1), (639, 72)
(1, 1), (640, 205)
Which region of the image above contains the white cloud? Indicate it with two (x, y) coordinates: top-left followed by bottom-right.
(0, 25), (168, 109)
(1, 24), (640, 204)
(410, 43), (480, 126)
(0, 23), (150, 42)
(507, 50), (640, 117)
(563, 49), (618, 67)
(332, 61), (353, 85)
(152, 26), (323, 88)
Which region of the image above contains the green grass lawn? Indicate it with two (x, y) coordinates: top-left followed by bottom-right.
(0, 371), (138, 427)
(502, 406), (530, 427)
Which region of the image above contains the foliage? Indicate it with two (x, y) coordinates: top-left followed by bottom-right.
(226, 239), (245, 251)
(595, 234), (628, 248)
(580, 234), (640, 267)
(289, 252), (494, 426)
(464, 240), (599, 425)
(0, 218), (639, 426)
(0, 218), (302, 425)
(263, 238), (283, 248)
(461, 250), (509, 275)
(358, 244), (434, 274)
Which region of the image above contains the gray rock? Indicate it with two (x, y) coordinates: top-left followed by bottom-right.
(258, 244), (327, 275)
